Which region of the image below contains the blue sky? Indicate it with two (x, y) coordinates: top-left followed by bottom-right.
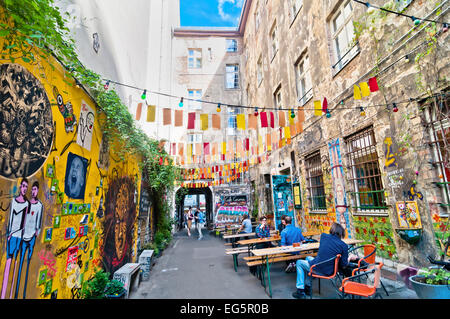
(180, 0), (244, 27)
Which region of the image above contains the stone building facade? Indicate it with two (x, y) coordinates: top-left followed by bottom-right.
(239, 0), (449, 270)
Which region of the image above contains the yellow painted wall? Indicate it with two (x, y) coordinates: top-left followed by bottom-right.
(0, 38), (142, 299)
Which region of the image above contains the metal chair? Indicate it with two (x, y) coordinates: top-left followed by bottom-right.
(348, 244), (389, 296)
(308, 254), (342, 299)
(339, 262), (384, 299)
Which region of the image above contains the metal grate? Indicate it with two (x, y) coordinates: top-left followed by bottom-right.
(305, 151), (326, 211)
(345, 126), (387, 212)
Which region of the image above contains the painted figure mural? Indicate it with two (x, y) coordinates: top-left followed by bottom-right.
(2, 178), (29, 299)
(102, 177), (137, 274)
(0, 63), (54, 179)
(64, 152), (88, 200)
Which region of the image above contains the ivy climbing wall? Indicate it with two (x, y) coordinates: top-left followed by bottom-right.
(0, 37), (142, 299)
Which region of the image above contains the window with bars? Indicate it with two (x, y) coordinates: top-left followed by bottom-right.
(225, 64), (239, 89)
(423, 93), (450, 215)
(305, 151), (327, 211)
(345, 126), (387, 213)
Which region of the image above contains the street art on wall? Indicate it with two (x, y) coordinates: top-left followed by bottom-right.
(0, 63), (54, 180)
(64, 152), (88, 200)
(272, 175), (295, 230)
(102, 176), (137, 274)
(53, 86), (77, 133)
(396, 201), (422, 229)
(76, 101), (94, 151)
(328, 138), (351, 237)
(214, 194), (248, 225)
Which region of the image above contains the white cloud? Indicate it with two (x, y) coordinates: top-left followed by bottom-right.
(218, 0), (244, 23)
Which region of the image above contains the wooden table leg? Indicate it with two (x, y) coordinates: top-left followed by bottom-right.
(266, 255), (272, 298)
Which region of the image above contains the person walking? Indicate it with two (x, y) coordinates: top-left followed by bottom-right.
(185, 206), (193, 237)
(195, 207), (205, 240)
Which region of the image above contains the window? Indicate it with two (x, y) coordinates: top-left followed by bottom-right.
(188, 89), (202, 110)
(305, 151), (326, 211)
(257, 55), (263, 86)
(226, 39), (237, 52)
(270, 22), (278, 60)
(188, 49), (202, 69)
(345, 126), (387, 214)
(274, 85), (282, 109)
(227, 107), (241, 136)
(187, 133), (202, 143)
(255, 6), (261, 32)
(295, 53), (313, 105)
(290, 0), (303, 21)
(423, 93), (450, 215)
(225, 64), (240, 89)
(394, 0), (413, 11)
(330, 1), (359, 72)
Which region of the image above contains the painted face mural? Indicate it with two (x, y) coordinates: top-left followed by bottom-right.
(0, 63), (54, 179)
(102, 177), (136, 274)
(64, 152), (88, 199)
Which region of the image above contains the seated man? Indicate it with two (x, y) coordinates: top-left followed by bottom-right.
(255, 216), (272, 249)
(238, 214), (252, 237)
(280, 216), (305, 272)
(292, 222), (358, 299)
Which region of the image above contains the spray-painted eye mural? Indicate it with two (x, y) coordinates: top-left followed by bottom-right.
(0, 63), (54, 180)
(102, 176), (136, 274)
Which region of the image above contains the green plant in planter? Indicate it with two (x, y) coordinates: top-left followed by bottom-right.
(104, 280), (125, 298)
(82, 268), (110, 299)
(419, 267), (450, 285)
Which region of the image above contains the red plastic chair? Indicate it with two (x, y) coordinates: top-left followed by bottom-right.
(348, 244), (389, 296)
(308, 254), (342, 299)
(339, 262), (384, 299)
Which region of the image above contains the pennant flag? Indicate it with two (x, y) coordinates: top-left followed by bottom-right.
(360, 82), (371, 97)
(171, 143), (176, 155)
(298, 107), (305, 122)
(278, 111), (285, 127)
(175, 109), (183, 127)
(244, 138), (250, 151)
(368, 77), (379, 92)
(260, 111), (268, 128)
(203, 143), (210, 155)
(266, 133), (272, 151)
(212, 143), (217, 155)
(187, 112), (196, 129)
(212, 114), (221, 129)
(222, 142), (227, 155)
(187, 144), (192, 157)
(270, 112), (275, 128)
(284, 126), (291, 139)
(163, 108), (171, 125)
(248, 113), (257, 129)
(322, 97), (328, 113)
(136, 103), (142, 120)
(354, 85), (362, 100)
(146, 104), (156, 122)
(178, 143), (184, 156)
(236, 113), (246, 130)
(314, 100), (322, 116)
(195, 143), (202, 156)
(200, 114), (209, 130)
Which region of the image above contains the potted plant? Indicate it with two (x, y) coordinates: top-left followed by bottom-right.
(82, 269), (110, 299)
(409, 267), (450, 299)
(104, 280), (126, 299)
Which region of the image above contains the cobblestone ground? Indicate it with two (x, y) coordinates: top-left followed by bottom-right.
(130, 227), (418, 299)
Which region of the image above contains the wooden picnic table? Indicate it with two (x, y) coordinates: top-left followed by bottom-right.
(250, 238), (364, 298)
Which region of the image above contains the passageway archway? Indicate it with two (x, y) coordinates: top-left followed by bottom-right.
(175, 187), (213, 230)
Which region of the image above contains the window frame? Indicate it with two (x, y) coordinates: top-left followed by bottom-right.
(188, 48), (202, 69)
(226, 39), (238, 52)
(295, 52), (313, 106)
(225, 64), (240, 90)
(305, 151), (327, 212)
(329, 0), (359, 74)
(344, 126), (388, 216)
(270, 21), (278, 61)
(290, 0), (303, 24)
(257, 55), (263, 86)
(187, 89), (202, 110)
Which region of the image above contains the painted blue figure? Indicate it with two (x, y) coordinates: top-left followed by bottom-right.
(15, 181), (43, 299)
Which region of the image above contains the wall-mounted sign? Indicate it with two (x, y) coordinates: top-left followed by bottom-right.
(292, 183), (302, 209)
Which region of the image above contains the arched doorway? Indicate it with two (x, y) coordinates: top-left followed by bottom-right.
(175, 187), (213, 231)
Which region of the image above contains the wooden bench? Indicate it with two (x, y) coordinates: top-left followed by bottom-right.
(225, 246), (252, 272)
(246, 251), (317, 267)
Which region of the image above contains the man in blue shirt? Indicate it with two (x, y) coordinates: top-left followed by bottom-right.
(238, 214), (252, 234)
(280, 216), (305, 246)
(280, 216), (305, 273)
(292, 222), (358, 299)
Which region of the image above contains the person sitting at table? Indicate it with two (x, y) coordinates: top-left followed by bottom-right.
(238, 214), (252, 239)
(279, 215), (287, 232)
(281, 216), (305, 273)
(292, 222), (358, 299)
(255, 216), (274, 248)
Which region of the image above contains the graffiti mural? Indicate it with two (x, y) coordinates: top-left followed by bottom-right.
(214, 194), (248, 226)
(272, 175), (295, 230)
(64, 153), (88, 200)
(102, 177), (137, 274)
(76, 101), (94, 151)
(53, 86), (76, 133)
(328, 138), (351, 237)
(0, 63), (54, 179)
